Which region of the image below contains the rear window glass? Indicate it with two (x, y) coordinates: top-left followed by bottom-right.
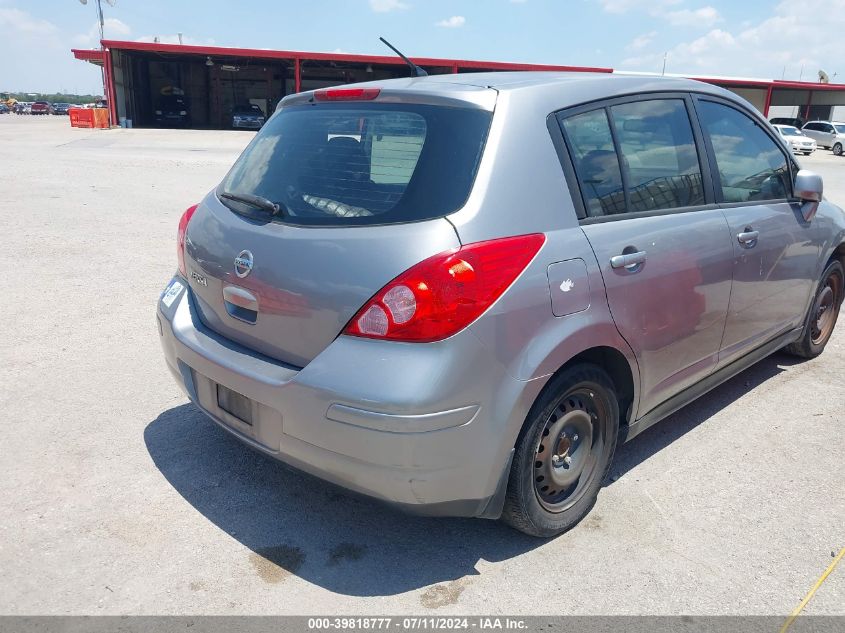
(562, 109), (625, 217)
(609, 99), (704, 212)
(220, 103), (492, 226)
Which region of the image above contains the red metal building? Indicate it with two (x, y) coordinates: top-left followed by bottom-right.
(72, 40), (845, 129)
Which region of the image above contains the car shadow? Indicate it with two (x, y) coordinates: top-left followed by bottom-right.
(610, 351), (799, 479)
(144, 404), (539, 597)
(144, 350), (801, 597)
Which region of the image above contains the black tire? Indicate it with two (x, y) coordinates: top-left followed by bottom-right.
(501, 363), (619, 538)
(834, 143), (843, 156)
(785, 260), (844, 359)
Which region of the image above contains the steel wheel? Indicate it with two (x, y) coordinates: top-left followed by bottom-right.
(533, 387), (609, 513)
(811, 268), (843, 345)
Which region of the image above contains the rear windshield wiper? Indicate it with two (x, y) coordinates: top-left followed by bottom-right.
(220, 191), (286, 217)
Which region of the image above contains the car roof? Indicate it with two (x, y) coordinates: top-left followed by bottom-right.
(282, 71), (742, 112)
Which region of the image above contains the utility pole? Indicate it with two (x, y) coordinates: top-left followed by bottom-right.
(78, 0), (115, 99)
(661, 52), (667, 76)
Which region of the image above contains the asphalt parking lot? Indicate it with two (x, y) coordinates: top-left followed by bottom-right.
(1, 114), (843, 616)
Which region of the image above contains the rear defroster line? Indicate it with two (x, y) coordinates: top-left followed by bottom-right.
(779, 546), (845, 633)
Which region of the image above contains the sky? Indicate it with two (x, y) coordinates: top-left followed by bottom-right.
(2, 0), (844, 94)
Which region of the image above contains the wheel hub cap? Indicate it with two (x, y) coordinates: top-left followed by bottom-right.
(812, 277), (840, 345)
(533, 391), (604, 512)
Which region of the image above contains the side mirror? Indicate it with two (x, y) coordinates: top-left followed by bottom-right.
(795, 169), (823, 221)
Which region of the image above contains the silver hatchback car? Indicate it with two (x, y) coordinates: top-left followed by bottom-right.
(158, 73), (845, 537)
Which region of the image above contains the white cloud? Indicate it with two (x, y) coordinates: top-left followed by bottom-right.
(620, 0), (845, 79)
(664, 6), (722, 27)
(598, 0), (679, 14)
(436, 15), (466, 28)
(369, 0), (409, 12)
(72, 17), (131, 47)
(0, 7), (57, 34)
(601, 0), (722, 28)
(628, 30), (657, 51)
(135, 34), (216, 46)
(0, 6), (101, 93)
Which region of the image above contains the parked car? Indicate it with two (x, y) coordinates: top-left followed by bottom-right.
(14, 102), (30, 114)
(30, 101), (51, 115)
(773, 124), (817, 155)
(231, 103), (266, 129)
(52, 103), (71, 115)
(0, 104), (8, 114)
(801, 120), (845, 154)
(770, 117), (804, 128)
(154, 95), (190, 127)
(157, 74), (845, 537)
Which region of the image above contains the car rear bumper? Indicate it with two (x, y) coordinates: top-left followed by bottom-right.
(156, 276), (540, 517)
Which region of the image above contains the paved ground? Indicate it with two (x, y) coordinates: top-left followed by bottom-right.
(1, 115), (843, 616)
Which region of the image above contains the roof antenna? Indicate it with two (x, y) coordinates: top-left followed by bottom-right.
(379, 37), (427, 77)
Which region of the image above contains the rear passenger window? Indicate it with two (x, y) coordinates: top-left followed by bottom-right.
(561, 109), (625, 216)
(610, 99), (704, 212)
(561, 98), (704, 218)
(697, 101), (790, 203)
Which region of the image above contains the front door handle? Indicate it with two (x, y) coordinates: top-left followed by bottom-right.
(610, 250), (647, 270)
(737, 229), (759, 247)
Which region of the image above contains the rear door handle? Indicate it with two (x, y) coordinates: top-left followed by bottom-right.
(737, 229), (759, 247)
(610, 250), (647, 270)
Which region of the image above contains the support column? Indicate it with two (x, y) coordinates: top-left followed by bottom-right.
(763, 85), (773, 117)
(104, 48), (118, 126)
(294, 58), (302, 93)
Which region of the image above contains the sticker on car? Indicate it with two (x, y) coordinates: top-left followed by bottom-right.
(161, 280), (184, 307)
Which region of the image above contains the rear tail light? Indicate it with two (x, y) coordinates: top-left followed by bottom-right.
(314, 88), (381, 101)
(177, 204), (199, 277)
(344, 234), (545, 342)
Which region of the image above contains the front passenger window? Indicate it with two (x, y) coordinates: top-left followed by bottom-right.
(697, 101), (790, 203)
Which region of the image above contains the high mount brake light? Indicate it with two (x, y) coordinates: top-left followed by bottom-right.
(313, 88), (381, 102)
(344, 234), (545, 343)
(177, 204), (199, 277)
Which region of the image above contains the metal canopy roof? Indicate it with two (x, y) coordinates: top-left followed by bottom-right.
(73, 39), (614, 74)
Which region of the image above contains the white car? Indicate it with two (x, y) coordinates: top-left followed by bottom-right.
(773, 124), (817, 156)
(801, 120), (845, 155)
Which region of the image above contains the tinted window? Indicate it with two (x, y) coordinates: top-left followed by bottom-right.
(610, 99), (704, 212)
(220, 103), (492, 226)
(234, 104), (263, 114)
(561, 109), (625, 216)
(835, 124), (845, 134)
(804, 123), (820, 131)
(698, 101), (790, 203)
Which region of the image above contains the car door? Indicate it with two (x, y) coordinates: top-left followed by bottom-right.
(801, 122), (821, 145)
(558, 95), (734, 416)
(803, 122), (833, 148)
(819, 123), (838, 148)
(694, 98), (819, 367)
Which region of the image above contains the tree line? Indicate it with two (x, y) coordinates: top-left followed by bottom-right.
(1, 92), (102, 104)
